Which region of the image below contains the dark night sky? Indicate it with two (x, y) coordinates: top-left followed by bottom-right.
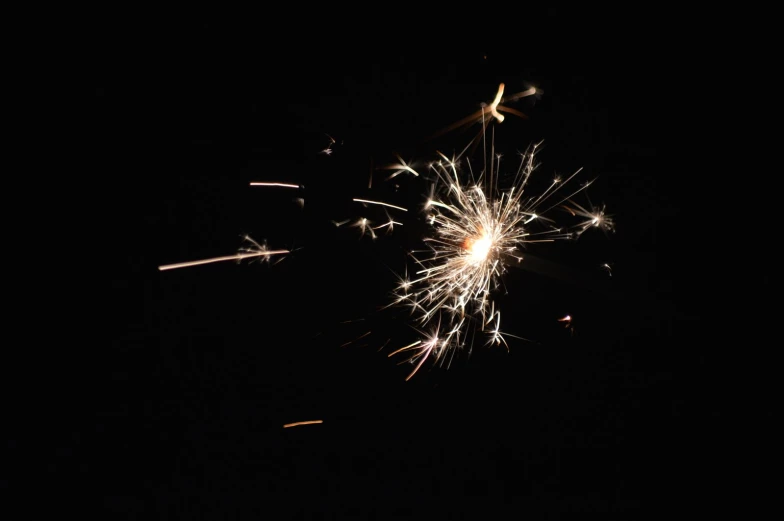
(18, 22), (774, 519)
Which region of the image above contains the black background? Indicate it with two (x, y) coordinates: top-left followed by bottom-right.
(16, 18), (774, 519)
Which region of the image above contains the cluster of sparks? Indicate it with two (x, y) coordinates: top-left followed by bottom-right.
(384, 134), (613, 379)
(158, 83), (614, 381)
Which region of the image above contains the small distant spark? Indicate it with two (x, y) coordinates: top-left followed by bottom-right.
(558, 314), (575, 336)
(321, 134), (337, 155)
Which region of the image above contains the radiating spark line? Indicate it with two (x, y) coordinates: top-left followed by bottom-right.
(372, 220), (403, 231)
(387, 340), (422, 358)
(283, 420), (323, 428)
(158, 250), (289, 271)
(341, 331), (371, 347)
(352, 199), (408, 212)
(405, 337), (436, 380)
(249, 182), (301, 189)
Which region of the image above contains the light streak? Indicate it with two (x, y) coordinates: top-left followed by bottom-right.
(341, 331), (371, 347)
(249, 182), (301, 189)
(352, 199), (408, 212)
(158, 236), (288, 271)
(372, 219), (403, 232)
(283, 420), (323, 428)
(158, 250), (289, 271)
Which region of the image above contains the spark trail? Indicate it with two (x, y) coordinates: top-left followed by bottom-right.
(158, 236), (288, 271)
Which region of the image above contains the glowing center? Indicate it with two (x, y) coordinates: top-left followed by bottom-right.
(467, 234), (492, 264)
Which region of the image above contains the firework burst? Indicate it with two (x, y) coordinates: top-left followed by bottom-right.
(386, 130), (613, 380)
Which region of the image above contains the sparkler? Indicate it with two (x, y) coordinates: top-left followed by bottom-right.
(384, 129), (613, 380)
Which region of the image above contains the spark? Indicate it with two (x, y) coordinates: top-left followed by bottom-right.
(377, 338), (391, 352)
(352, 198), (408, 212)
(158, 236), (291, 271)
(352, 217), (376, 239)
(249, 182), (301, 189)
(372, 218), (403, 232)
(429, 83), (537, 145)
(321, 133), (336, 155)
(562, 201), (615, 237)
(158, 236), (287, 271)
(283, 420), (323, 428)
(558, 314), (574, 336)
(488, 82), (506, 122)
(381, 154), (421, 180)
(388, 128), (610, 373)
(341, 330), (371, 347)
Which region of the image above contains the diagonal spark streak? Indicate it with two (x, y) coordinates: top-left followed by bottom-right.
(283, 420), (323, 428)
(352, 199), (408, 212)
(158, 250), (289, 271)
